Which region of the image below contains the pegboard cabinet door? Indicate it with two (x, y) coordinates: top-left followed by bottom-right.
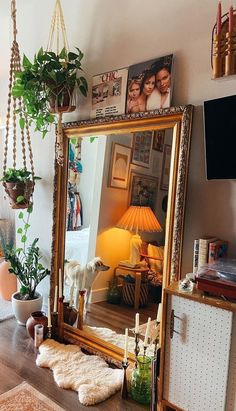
(163, 294), (233, 411)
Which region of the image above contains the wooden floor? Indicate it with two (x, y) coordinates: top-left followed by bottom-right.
(0, 318), (148, 411)
(85, 301), (157, 334)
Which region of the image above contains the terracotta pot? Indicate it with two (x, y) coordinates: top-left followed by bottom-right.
(12, 291), (43, 325)
(0, 259), (17, 301)
(26, 311), (48, 339)
(3, 181), (33, 209)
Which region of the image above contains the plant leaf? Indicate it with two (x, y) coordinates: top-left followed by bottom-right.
(19, 118), (25, 130)
(18, 212), (24, 219)
(17, 228), (23, 234)
(21, 235), (27, 243)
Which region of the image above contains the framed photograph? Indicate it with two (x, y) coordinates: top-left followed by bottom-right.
(126, 54), (174, 114)
(131, 131), (153, 168)
(153, 130), (165, 152)
(160, 144), (172, 190)
(108, 143), (131, 189)
(129, 172), (158, 210)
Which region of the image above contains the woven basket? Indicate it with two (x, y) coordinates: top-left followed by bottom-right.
(122, 282), (148, 307)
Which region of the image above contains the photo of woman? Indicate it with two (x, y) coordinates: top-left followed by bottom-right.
(126, 54), (173, 114)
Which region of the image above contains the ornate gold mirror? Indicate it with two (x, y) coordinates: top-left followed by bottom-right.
(51, 105), (193, 364)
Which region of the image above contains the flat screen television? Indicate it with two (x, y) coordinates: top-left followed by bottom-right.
(204, 95), (236, 180)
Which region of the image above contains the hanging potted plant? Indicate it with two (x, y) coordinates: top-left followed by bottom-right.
(3, 210), (50, 325)
(12, 47), (88, 138)
(0, 168), (41, 209)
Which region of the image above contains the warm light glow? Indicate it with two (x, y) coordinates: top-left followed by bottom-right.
(116, 206), (162, 233)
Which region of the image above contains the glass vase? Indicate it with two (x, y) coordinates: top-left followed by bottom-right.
(130, 355), (152, 405)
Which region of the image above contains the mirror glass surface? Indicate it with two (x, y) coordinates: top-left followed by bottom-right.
(51, 107), (193, 361)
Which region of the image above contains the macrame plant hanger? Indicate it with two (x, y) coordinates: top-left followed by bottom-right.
(47, 0), (76, 166)
(3, 0), (35, 209)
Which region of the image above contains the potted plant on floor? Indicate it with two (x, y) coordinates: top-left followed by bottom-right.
(3, 211), (50, 325)
(0, 168), (41, 209)
(12, 47), (88, 138)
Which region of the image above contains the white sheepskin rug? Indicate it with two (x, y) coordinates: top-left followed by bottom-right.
(36, 339), (123, 406)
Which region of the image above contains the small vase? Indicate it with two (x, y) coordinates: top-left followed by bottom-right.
(130, 355), (152, 405)
(0, 260), (17, 301)
(26, 311), (48, 339)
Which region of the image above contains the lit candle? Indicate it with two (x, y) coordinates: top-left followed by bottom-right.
(69, 282), (75, 307)
(58, 268), (62, 298)
(53, 285), (58, 313)
(48, 297), (52, 328)
(217, 2), (222, 35)
(135, 313), (139, 334)
(144, 317), (151, 346)
(124, 328), (128, 362)
(229, 5), (234, 32)
(156, 303), (162, 323)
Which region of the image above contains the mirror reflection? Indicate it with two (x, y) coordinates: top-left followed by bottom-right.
(63, 128), (173, 350)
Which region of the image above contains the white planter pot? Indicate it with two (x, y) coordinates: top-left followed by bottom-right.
(12, 292), (43, 326)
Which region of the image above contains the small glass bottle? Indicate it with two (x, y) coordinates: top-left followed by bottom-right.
(130, 355), (152, 405)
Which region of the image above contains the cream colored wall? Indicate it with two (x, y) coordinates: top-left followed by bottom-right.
(1, 0), (236, 285)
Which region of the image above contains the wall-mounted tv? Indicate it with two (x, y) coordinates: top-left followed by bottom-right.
(204, 95), (236, 180)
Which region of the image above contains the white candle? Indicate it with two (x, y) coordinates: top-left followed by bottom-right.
(135, 313), (139, 334)
(69, 283), (75, 307)
(156, 303), (162, 323)
(144, 317), (151, 346)
(81, 268), (86, 290)
(53, 285), (58, 313)
(48, 297), (52, 328)
(58, 268), (62, 298)
(124, 328), (128, 362)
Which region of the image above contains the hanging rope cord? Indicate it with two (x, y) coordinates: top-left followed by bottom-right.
(3, 0), (34, 180)
(47, 0), (69, 54)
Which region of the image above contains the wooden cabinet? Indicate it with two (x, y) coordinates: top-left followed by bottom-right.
(160, 284), (236, 411)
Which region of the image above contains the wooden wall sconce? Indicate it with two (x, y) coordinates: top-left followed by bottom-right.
(212, 2), (236, 78)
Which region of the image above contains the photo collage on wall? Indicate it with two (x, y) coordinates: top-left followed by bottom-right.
(91, 54), (174, 119)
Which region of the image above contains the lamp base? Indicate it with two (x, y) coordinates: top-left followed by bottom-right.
(130, 234), (142, 265)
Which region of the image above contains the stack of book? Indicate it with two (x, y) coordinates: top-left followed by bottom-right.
(193, 237), (228, 273)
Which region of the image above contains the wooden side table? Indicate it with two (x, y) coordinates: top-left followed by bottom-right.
(114, 265), (149, 310)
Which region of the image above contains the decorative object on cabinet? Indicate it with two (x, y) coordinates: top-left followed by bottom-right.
(51, 106), (193, 363)
(116, 205), (162, 265)
(108, 143), (131, 189)
(26, 311), (48, 339)
(12, 0), (88, 165)
(212, 2), (236, 78)
(2, 0), (36, 210)
(131, 131), (153, 168)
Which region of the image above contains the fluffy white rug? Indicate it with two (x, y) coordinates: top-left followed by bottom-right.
(36, 339), (123, 406)
(0, 298), (14, 322)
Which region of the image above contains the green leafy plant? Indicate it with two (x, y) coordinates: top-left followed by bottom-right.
(12, 47), (88, 138)
(0, 168), (41, 183)
(3, 209), (50, 300)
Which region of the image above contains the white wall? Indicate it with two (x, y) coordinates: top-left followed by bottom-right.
(0, 0), (236, 279)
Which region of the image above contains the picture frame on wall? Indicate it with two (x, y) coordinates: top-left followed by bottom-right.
(160, 144), (172, 190)
(108, 143), (131, 189)
(152, 129), (165, 152)
(129, 172), (159, 210)
(131, 131), (153, 168)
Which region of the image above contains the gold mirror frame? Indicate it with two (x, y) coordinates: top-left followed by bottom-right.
(50, 105), (193, 364)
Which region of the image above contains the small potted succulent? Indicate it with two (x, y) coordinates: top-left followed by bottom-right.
(0, 168), (41, 209)
(12, 47), (88, 138)
(3, 210), (50, 325)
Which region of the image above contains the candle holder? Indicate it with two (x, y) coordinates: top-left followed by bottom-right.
(121, 360), (129, 399)
(57, 296), (64, 341)
(47, 325), (52, 339)
(51, 312), (58, 339)
(77, 289), (86, 330)
(134, 332), (140, 368)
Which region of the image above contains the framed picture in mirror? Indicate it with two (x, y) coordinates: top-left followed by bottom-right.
(160, 144), (172, 190)
(108, 143), (131, 189)
(129, 171), (158, 210)
(152, 129), (165, 152)
(131, 131), (153, 168)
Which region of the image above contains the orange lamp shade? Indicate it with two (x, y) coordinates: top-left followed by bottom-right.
(116, 206), (162, 233)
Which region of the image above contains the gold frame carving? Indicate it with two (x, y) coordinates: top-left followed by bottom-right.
(50, 105), (193, 363)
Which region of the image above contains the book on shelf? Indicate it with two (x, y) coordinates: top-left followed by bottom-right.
(119, 260), (140, 269)
(198, 237), (218, 269)
(91, 68), (128, 119)
(208, 239), (228, 264)
(192, 239), (199, 274)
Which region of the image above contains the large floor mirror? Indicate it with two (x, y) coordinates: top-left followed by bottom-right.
(51, 106), (193, 363)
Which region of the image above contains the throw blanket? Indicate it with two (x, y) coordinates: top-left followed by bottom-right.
(36, 339), (123, 406)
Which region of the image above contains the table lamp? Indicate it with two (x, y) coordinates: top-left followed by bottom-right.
(116, 206), (162, 266)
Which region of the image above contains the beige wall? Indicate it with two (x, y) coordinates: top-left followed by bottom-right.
(0, 0), (236, 281)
